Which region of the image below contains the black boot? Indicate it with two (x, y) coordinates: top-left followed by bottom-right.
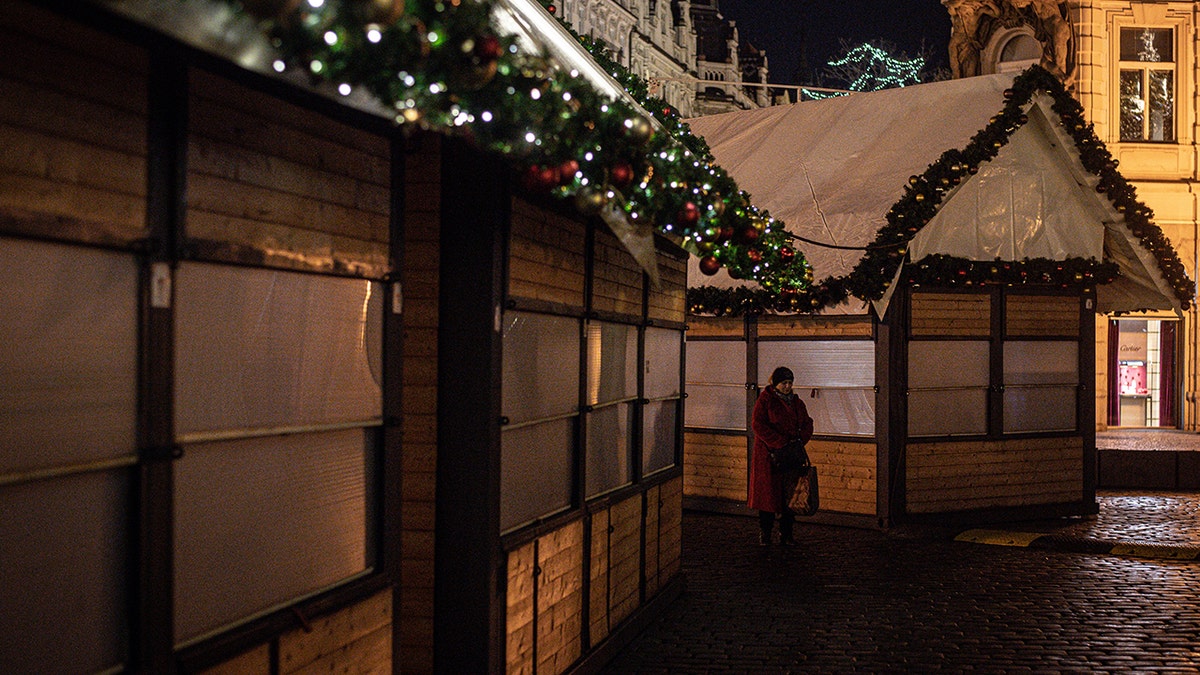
(778, 510), (796, 546)
(758, 510), (775, 546)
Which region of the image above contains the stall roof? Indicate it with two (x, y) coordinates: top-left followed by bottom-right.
(686, 71), (1187, 316)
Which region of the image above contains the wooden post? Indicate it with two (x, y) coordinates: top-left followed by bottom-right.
(134, 46), (187, 673)
(1080, 289), (1098, 504)
(876, 293), (907, 527)
(434, 138), (508, 673)
(383, 136), (406, 672)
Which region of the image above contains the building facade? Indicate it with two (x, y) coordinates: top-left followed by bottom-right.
(556, 0), (776, 117)
(945, 0), (1200, 432)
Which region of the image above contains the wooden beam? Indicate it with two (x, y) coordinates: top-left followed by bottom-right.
(434, 137), (508, 673)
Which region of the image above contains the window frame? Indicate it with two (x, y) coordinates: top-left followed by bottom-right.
(1114, 23), (1181, 144)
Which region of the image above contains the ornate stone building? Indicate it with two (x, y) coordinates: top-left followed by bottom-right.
(945, 0), (1200, 432)
(555, 0), (775, 117)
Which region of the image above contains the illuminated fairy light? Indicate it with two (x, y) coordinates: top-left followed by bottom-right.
(338, 83), (352, 96)
(530, 88), (541, 100)
(481, 111), (494, 122)
(324, 30), (338, 46)
(306, 0), (323, 7)
(826, 43), (924, 92)
(367, 27), (383, 43)
(310, 60), (324, 74)
(272, 60), (286, 73)
(525, 132), (537, 143)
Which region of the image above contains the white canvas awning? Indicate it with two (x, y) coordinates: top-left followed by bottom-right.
(686, 73), (1184, 316)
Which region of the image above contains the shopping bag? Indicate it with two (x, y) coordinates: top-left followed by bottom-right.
(787, 465), (819, 516)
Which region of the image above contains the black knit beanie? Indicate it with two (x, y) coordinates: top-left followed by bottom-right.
(770, 366), (794, 385)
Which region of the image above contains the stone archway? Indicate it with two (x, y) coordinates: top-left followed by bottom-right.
(944, 0), (1075, 84)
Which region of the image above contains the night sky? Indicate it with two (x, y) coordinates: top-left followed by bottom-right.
(715, 0), (953, 85)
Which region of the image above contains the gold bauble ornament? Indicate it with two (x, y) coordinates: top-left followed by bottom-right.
(624, 116), (654, 145)
(573, 188), (608, 215)
(447, 60), (498, 90)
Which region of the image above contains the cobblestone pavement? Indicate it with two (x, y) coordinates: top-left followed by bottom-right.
(601, 496), (1200, 673)
(965, 490), (1200, 553)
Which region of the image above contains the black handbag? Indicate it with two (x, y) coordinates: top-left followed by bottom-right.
(770, 439), (809, 473)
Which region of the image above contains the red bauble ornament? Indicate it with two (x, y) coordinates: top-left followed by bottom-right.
(610, 163), (634, 187)
(474, 34), (502, 62)
(522, 165), (558, 192)
(699, 255), (721, 276)
(736, 227), (759, 245)
(779, 246), (795, 263)
(547, 3), (557, 13)
(677, 201), (700, 226)
(747, 249), (762, 264)
(718, 226), (734, 242)
(558, 159), (579, 184)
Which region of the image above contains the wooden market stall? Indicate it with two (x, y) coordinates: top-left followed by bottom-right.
(681, 68), (1192, 527)
(0, 1), (684, 673)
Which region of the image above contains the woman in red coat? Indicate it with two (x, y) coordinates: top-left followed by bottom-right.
(749, 366), (814, 546)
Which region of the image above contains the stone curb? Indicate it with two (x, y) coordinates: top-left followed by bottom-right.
(954, 528), (1200, 561)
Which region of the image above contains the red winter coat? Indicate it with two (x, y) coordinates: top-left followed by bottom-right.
(748, 386), (814, 513)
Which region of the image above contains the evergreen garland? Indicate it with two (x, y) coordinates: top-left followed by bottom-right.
(689, 66), (1194, 316)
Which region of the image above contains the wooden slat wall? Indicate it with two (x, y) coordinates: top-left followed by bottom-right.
(592, 227), (642, 316)
(686, 316), (744, 337)
(536, 521), (584, 675)
(657, 477), (683, 582)
(607, 496), (642, 628)
(187, 71), (390, 276)
(644, 485), (661, 597)
(906, 437), (1084, 513)
(506, 542), (536, 675)
(807, 439), (876, 515)
(910, 292), (990, 337)
(279, 590), (392, 674)
(683, 431), (747, 501)
(508, 198), (585, 307)
(1006, 295), (1079, 337)
(200, 591), (392, 675)
(198, 645), (269, 675)
(758, 316), (873, 338)
(647, 253), (687, 323)
(399, 136), (442, 673)
(588, 509), (610, 646)
(0, 2), (147, 242)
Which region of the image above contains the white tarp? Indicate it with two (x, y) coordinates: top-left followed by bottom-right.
(686, 74), (1182, 316)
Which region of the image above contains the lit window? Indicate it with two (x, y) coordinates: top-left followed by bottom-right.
(1119, 27), (1175, 142)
